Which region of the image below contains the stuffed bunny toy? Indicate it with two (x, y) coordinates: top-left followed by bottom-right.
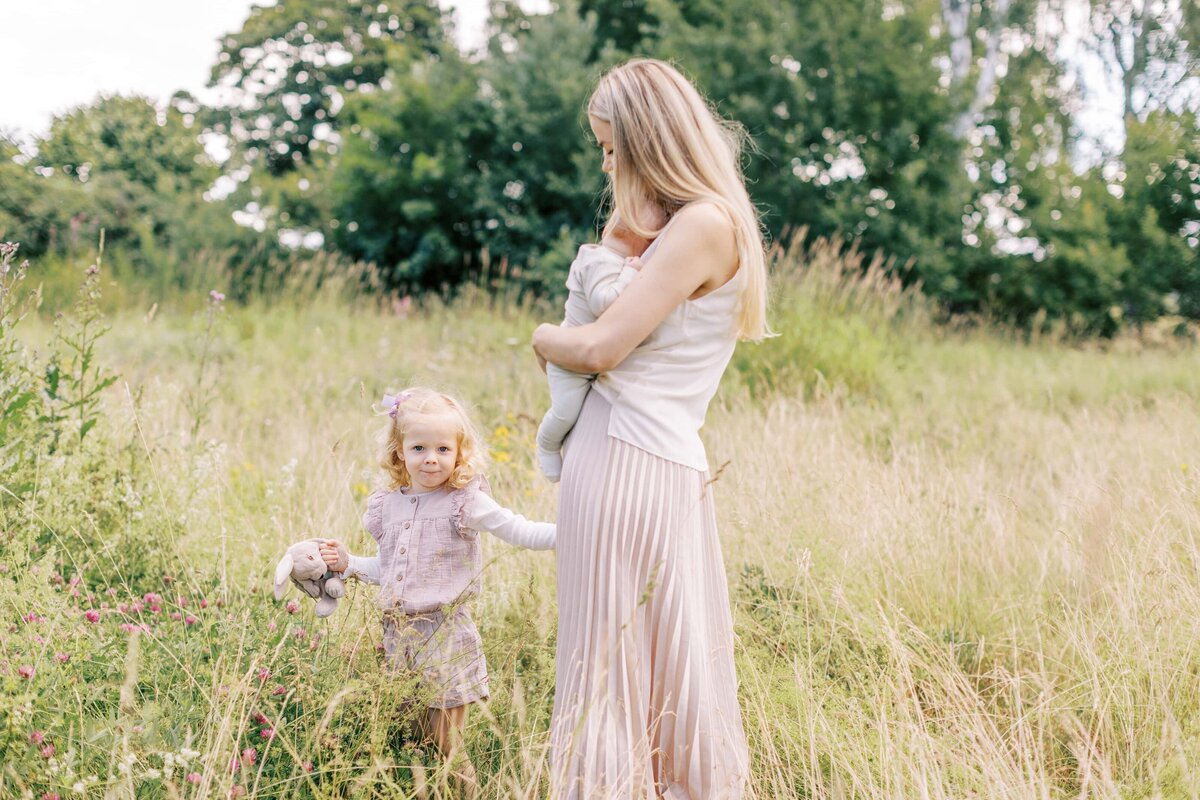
(273, 539), (346, 617)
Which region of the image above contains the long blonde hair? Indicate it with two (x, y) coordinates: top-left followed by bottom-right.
(588, 58), (770, 340)
(378, 387), (487, 491)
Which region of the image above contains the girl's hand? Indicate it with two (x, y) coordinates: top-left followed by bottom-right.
(318, 539), (349, 573)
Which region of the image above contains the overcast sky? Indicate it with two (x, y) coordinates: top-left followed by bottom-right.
(2, 0), (1121, 155)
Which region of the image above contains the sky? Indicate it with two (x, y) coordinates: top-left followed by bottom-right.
(2, 0), (1122, 156)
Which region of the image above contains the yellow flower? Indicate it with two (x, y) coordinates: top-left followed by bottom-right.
(493, 425), (511, 439)
(352, 481), (369, 499)
(494, 451), (511, 464)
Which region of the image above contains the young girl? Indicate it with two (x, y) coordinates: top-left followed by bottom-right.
(318, 387), (554, 788)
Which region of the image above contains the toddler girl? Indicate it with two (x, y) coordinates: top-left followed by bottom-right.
(535, 211), (660, 480)
(319, 387), (554, 788)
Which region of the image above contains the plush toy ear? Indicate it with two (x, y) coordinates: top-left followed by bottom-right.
(273, 553), (294, 601)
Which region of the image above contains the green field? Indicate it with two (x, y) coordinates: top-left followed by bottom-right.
(3, 240), (1200, 798)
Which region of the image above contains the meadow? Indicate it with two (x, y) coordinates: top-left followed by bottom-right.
(2, 236), (1200, 799)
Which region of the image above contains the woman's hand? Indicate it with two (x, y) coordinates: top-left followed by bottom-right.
(318, 539), (349, 573)
(532, 324), (555, 373)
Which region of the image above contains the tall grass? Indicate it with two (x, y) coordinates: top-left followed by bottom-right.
(2, 235), (1199, 798)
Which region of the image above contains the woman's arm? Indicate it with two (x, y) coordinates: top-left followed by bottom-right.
(532, 203), (737, 374)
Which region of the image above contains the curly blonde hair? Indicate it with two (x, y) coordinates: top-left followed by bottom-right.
(378, 387), (487, 491)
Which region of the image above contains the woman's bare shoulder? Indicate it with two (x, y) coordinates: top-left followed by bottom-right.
(668, 201), (734, 246)
(665, 201), (738, 287)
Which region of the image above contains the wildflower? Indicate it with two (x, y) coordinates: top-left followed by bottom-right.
(293, 627), (307, 640)
(257, 667), (270, 682)
(241, 747), (257, 765)
(302, 760), (313, 772)
(85, 610), (100, 623)
(199, 598), (209, 609)
(18, 665), (33, 679)
(24, 612), (45, 624)
(185, 615), (198, 626)
(40, 744), (55, 759)
(41, 793), (60, 800)
(267, 621), (277, 632)
(210, 290), (226, 304)
(285, 600), (299, 614)
(271, 684), (287, 696)
(186, 773), (201, 784)
(260, 727), (275, 740)
(85, 263), (99, 276)
(229, 786), (245, 798)
(170, 612), (182, 621)
(30, 730), (45, 744)
(252, 711), (269, 725)
(55, 652), (70, 664)
(0, 242), (18, 257)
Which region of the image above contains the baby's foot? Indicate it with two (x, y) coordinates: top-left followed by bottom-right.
(538, 448), (562, 482)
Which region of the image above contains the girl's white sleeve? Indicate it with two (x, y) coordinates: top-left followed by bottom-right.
(466, 493), (556, 550)
(342, 554), (381, 585)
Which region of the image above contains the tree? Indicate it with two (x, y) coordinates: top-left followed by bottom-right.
(330, 2), (607, 292)
(206, 0), (449, 235)
(1086, 0), (1200, 142)
(37, 95), (216, 195)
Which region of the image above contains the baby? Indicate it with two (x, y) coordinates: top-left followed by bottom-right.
(535, 213), (657, 481)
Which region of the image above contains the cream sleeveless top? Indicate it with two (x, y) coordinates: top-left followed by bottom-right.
(592, 207), (741, 471)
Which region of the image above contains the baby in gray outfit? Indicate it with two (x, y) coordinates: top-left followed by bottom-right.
(536, 223), (645, 481)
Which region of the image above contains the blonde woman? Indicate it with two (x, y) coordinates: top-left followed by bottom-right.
(532, 58), (768, 799)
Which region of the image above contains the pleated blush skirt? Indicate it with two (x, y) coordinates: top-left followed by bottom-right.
(550, 390), (749, 799)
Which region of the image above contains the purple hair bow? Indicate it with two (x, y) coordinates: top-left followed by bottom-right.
(382, 391), (412, 418)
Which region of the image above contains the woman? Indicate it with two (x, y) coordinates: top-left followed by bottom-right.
(532, 59), (769, 799)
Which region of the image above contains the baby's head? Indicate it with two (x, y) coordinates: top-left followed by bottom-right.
(379, 387), (486, 492)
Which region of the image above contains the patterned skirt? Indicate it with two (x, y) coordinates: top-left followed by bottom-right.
(382, 606), (489, 709)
